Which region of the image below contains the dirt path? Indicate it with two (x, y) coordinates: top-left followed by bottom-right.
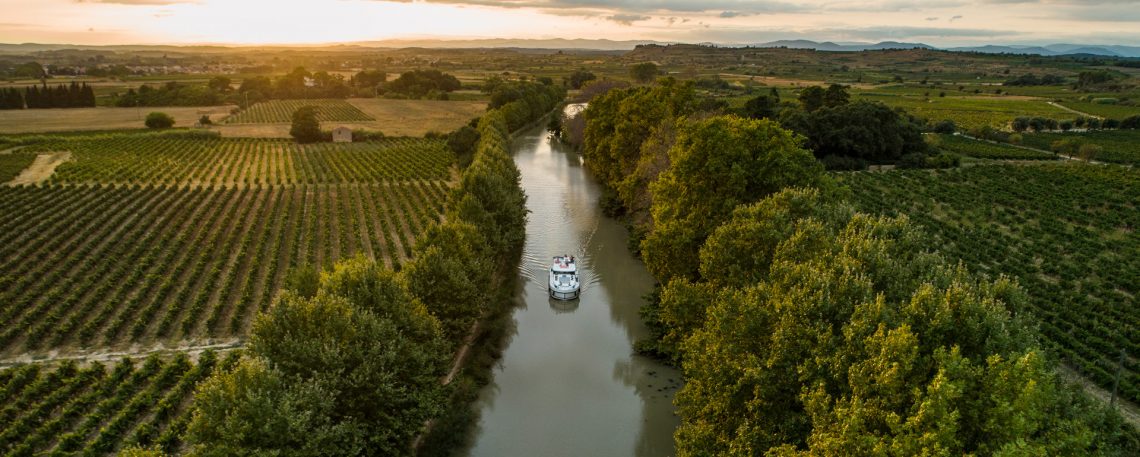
(1048, 101), (1103, 120)
(0, 339), (243, 368)
(8, 151), (71, 185)
(1058, 365), (1140, 430)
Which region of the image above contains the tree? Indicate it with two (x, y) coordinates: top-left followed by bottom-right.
(1078, 143), (1102, 161)
(189, 256), (449, 456)
(446, 125), (480, 169)
(207, 76), (232, 92)
(741, 89), (780, 120)
(780, 100), (927, 164)
(798, 85), (826, 112)
(667, 188), (1128, 457)
(823, 83), (850, 107)
(566, 69), (597, 89)
(198, 115), (212, 126)
(630, 62), (659, 83)
(353, 70), (387, 89)
(641, 115), (824, 282)
(144, 111), (175, 129)
(401, 222), (491, 342)
(290, 106), (322, 143)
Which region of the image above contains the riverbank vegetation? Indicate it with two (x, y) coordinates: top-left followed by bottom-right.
(579, 77), (1139, 455)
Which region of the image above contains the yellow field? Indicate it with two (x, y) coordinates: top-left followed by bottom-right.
(0, 105), (235, 134)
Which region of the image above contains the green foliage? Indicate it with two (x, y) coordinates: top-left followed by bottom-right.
(581, 78), (696, 202)
(446, 125), (480, 169)
(667, 188), (1135, 456)
(189, 260), (449, 456)
(630, 62), (659, 83)
(144, 112), (175, 129)
(642, 115), (824, 282)
(781, 100), (928, 163)
(384, 70), (461, 99)
(289, 106), (322, 143)
(566, 69), (597, 89)
(842, 164), (1140, 407)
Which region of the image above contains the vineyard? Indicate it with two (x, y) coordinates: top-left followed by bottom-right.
(18, 137), (452, 186)
(222, 99), (374, 124)
(936, 134), (1057, 160)
(0, 352), (236, 456)
(0, 152), (35, 182)
(1019, 130), (1140, 166)
(0, 180), (448, 356)
(840, 163), (1140, 405)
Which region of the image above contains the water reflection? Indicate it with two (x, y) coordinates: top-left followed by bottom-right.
(462, 110), (681, 457)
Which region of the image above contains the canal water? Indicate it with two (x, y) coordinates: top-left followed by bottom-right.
(461, 110), (682, 456)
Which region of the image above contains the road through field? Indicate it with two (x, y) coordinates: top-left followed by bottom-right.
(463, 107), (681, 457)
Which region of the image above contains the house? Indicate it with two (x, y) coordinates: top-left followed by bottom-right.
(332, 126), (353, 143)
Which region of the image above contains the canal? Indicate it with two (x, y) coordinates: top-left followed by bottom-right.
(462, 109), (682, 457)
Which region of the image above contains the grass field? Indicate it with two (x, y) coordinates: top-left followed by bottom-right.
(20, 136), (453, 186)
(1019, 130), (1140, 165)
(346, 98), (486, 135)
(840, 163), (1140, 405)
(1056, 101), (1140, 120)
(935, 134), (1057, 160)
(0, 352), (236, 455)
(222, 99), (374, 124)
(857, 93), (1074, 130)
(0, 106), (235, 134)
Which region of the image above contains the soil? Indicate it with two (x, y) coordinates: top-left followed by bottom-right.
(8, 151), (71, 185)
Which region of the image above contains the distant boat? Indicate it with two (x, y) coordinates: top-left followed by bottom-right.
(549, 255), (580, 300)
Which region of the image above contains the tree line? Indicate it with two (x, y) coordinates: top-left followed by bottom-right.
(0, 82), (96, 110)
(182, 81), (561, 455)
(577, 78), (1139, 456)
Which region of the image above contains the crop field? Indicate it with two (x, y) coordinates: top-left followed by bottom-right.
(1019, 130), (1140, 166)
(19, 137), (451, 186)
(857, 93), (1074, 130)
(840, 163), (1140, 405)
(1057, 101), (1140, 120)
(346, 99), (487, 136)
(222, 99), (374, 124)
(0, 179), (448, 356)
(0, 352), (235, 456)
(0, 152), (36, 182)
(0, 106), (236, 134)
(935, 134), (1057, 160)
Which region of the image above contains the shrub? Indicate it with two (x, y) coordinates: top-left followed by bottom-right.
(932, 119), (956, 134)
(144, 112), (175, 129)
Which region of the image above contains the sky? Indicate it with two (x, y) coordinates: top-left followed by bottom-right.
(2, 0), (1140, 47)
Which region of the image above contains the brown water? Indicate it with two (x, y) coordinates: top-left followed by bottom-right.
(461, 110), (682, 457)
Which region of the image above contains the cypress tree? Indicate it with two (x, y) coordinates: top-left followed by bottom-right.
(82, 83), (96, 107)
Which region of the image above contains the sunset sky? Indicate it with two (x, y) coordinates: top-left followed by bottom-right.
(3, 0), (1139, 47)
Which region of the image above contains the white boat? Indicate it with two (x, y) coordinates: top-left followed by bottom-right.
(549, 255), (580, 300)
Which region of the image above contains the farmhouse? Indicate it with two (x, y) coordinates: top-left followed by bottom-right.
(332, 126), (353, 143)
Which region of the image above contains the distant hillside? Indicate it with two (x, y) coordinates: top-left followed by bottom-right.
(0, 39), (1138, 57)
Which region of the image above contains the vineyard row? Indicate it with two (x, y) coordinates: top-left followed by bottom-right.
(0, 181), (447, 356)
(19, 137), (452, 186)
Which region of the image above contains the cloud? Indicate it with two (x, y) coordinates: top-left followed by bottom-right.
(606, 14), (651, 25)
(381, 0), (808, 14)
(720, 11), (748, 18)
(950, 15), (963, 22)
(926, 17), (939, 21)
